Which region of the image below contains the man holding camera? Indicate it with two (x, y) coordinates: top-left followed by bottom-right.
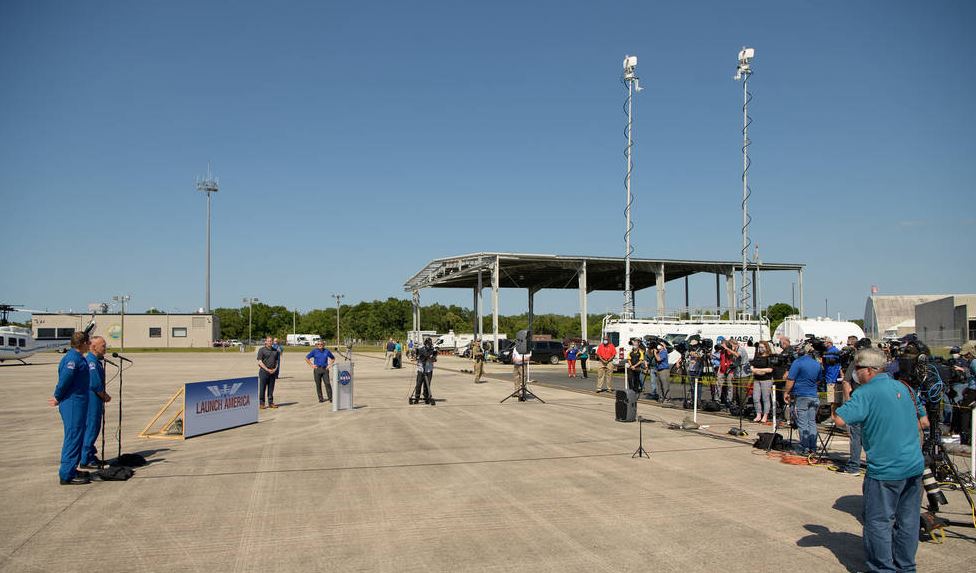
(414, 338), (437, 403)
(784, 344), (823, 454)
(833, 347), (929, 573)
(715, 337), (737, 407)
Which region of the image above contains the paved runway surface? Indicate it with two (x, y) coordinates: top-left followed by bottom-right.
(1, 351), (974, 572)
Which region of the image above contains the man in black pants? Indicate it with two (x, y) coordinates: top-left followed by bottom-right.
(256, 337), (280, 409)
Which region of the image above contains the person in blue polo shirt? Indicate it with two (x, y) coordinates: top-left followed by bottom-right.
(48, 332), (92, 485)
(833, 347), (928, 573)
(80, 336), (112, 469)
(784, 343), (823, 454)
(305, 340), (335, 403)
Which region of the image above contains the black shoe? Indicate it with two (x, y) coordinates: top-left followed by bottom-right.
(79, 463), (100, 470)
(60, 475), (91, 485)
(318, 398), (326, 403)
(75, 470), (91, 477)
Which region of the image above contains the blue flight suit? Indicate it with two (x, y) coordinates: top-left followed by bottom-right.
(54, 349), (90, 481)
(80, 352), (106, 466)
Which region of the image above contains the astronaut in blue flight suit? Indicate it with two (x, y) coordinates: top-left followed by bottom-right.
(80, 335), (112, 469)
(48, 332), (92, 485)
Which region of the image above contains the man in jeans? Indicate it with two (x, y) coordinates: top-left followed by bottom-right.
(784, 344), (823, 454)
(833, 347), (928, 573)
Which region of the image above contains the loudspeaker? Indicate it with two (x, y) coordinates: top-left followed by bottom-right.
(515, 329), (532, 355)
(615, 389), (637, 422)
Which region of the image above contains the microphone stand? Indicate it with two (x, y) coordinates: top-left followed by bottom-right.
(110, 353), (144, 467)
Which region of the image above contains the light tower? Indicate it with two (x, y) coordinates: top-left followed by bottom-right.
(333, 293), (345, 347)
(197, 163), (219, 313)
(734, 47), (755, 320)
(622, 55), (643, 319)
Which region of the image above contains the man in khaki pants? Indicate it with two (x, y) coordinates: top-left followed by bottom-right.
(595, 336), (616, 393)
(472, 338), (485, 383)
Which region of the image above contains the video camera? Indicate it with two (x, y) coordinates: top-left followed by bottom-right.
(415, 338), (438, 364)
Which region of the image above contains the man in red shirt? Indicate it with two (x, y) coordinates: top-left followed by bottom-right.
(595, 336), (616, 393)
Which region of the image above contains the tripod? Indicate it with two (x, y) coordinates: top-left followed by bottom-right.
(922, 404), (975, 527)
(409, 370), (435, 405)
(632, 416), (650, 458)
(501, 361), (544, 403)
(728, 379), (748, 437)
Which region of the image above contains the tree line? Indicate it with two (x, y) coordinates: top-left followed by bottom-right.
(213, 298), (806, 343)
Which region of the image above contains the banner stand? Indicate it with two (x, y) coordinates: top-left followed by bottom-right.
(139, 388), (186, 441)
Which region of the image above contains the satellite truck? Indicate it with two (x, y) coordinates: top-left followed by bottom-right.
(286, 334), (321, 346)
(601, 312), (770, 369)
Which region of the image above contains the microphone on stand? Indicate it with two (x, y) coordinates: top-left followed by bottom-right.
(103, 358), (119, 367)
(112, 352), (133, 363)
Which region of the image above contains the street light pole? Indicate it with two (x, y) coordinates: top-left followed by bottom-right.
(242, 297), (259, 346)
(112, 295), (130, 350)
(332, 293), (344, 347)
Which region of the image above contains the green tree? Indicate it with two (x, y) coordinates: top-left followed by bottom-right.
(766, 303), (799, 336)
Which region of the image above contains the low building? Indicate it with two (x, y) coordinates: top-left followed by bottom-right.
(863, 295), (944, 339)
(32, 313), (218, 349)
(915, 295), (976, 348)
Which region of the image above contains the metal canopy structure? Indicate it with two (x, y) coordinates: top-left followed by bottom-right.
(404, 252), (806, 347)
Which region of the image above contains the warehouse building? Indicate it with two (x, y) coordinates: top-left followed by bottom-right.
(915, 295), (976, 348)
(32, 312), (218, 349)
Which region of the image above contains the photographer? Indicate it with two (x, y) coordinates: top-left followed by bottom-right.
(950, 343), (976, 442)
(784, 342), (823, 455)
(715, 337), (736, 407)
(772, 337), (794, 423)
(822, 337), (843, 408)
(653, 341), (671, 402)
(413, 337), (437, 404)
(686, 339), (705, 406)
(834, 337), (872, 475)
(832, 347), (929, 573)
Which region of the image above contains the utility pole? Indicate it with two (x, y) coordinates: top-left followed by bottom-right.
(112, 295), (130, 350)
(242, 297), (259, 346)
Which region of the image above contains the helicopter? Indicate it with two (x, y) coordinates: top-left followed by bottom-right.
(0, 304), (77, 364)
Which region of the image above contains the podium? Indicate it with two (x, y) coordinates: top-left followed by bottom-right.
(330, 360), (354, 411)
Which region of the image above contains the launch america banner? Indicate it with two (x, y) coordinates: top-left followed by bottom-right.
(183, 377), (259, 438)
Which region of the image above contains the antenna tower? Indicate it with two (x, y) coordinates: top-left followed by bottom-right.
(734, 47), (755, 319)
(622, 55), (643, 319)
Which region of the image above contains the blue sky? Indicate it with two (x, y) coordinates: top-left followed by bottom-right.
(2, 1), (973, 322)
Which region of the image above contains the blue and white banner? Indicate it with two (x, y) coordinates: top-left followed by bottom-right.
(183, 377), (259, 438)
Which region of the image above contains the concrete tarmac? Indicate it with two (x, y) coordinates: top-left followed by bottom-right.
(2, 351), (974, 572)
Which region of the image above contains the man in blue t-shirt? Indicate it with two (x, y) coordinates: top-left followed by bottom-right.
(833, 347), (928, 573)
(305, 340), (336, 403)
(784, 349), (823, 454)
(48, 332), (92, 485)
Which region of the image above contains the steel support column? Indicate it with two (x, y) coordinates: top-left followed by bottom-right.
(492, 256), (500, 350)
(656, 262), (666, 317)
(797, 268), (805, 318)
(578, 261), (588, 342)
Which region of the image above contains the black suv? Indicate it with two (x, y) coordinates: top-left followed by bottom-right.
(498, 340), (565, 365)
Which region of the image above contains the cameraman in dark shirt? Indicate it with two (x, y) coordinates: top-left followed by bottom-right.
(413, 337), (438, 404)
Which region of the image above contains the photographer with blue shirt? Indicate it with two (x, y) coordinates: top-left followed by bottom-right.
(833, 347), (928, 573)
(784, 343), (823, 454)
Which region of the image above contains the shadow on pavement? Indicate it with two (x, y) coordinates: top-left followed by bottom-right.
(796, 524), (865, 572)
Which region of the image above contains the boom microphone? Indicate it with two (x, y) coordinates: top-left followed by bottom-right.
(112, 352), (133, 363)
(84, 320), (96, 335)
